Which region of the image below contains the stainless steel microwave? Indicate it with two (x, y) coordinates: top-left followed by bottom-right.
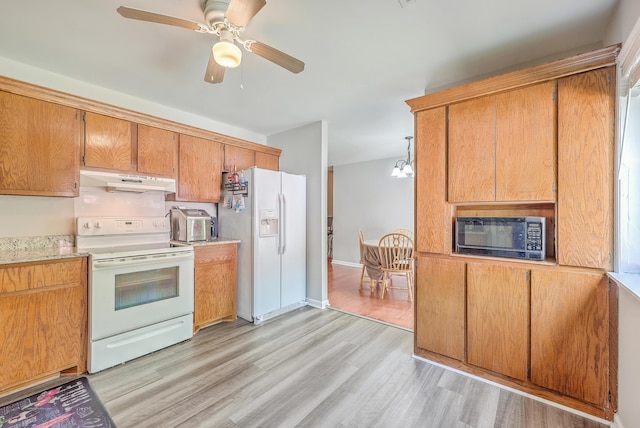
(455, 216), (545, 260)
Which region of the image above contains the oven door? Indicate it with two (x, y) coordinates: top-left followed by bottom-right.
(90, 251), (194, 341)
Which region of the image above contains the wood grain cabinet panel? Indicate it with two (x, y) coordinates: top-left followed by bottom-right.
(224, 145), (255, 172)
(0, 258), (87, 393)
(176, 134), (223, 202)
(84, 112), (134, 171)
(194, 244), (237, 332)
(531, 268), (610, 407)
(557, 67), (615, 270)
(255, 152), (279, 171)
(0, 91), (82, 197)
(137, 124), (178, 178)
(415, 108), (449, 254)
(415, 256), (466, 360)
(467, 263), (530, 380)
(495, 81), (557, 201)
(448, 96), (496, 202)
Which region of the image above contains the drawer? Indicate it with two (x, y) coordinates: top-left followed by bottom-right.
(194, 244), (237, 264)
(0, 258), (85, 294)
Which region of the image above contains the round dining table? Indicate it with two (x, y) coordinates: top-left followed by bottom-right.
(362, 239), (385, 290)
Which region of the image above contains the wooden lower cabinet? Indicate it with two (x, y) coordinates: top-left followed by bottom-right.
(467, 263), (530, 381)
(194, 244), (238, 332)
(0, 257), (87, 393)
(415, 256), (466, 360)
(530, 268), (612, 408)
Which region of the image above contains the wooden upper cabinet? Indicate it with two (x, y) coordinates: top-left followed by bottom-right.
(415, 107), (449, 254)
(415, 256), (466, 361)
(449, 82), (556, 203)
(495, 81), (557, 201)
(557, 67), (615, 270)
(0, 91), (82, 197)
(255, 152), (279, 171)
(467, 263), (530, 381)
(448, 96), (496, 202)
(137, 124), (178, 178)
(224, 145), (254, 172)
(176, 134), (223, 202)
(530, 268), (610, 407)
(84, 112), (134, 171)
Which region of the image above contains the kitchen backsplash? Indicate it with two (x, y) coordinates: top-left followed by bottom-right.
(0, 190), (216, 241)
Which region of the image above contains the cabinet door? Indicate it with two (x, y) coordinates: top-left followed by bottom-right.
(496, 81), (556, 201)
(194, 244), (237, 331)
(415, 256), (466, 360)
(84, 112), (134, 171)
(557, 67), (614, 270)
(415, 107), (449, 254)
(448, 96), (496, 202)
(531, 268), (609, 406)
(467, 263), (530, 380)
(137, 124), (178, 177)
(177, 134), (223, 202)
(0, 91), (82, 197)
(255, 152), (279, 171)
(0, 258), (87, 391)
(224, 145), (255, 172)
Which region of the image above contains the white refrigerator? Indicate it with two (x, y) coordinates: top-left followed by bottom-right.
(219, 167), (307, 323)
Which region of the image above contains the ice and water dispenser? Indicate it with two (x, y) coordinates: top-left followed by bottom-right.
(259, 209), (279, 237)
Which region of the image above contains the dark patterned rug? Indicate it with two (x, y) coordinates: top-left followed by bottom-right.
(0, 377), (115, 427)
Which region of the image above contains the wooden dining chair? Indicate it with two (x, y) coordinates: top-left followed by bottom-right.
(392, 228), (414, 241)
(358, 228), (369, 289)
(377, 233), (414, 301)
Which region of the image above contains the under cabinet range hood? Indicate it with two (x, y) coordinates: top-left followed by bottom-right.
(79, 170), (176, 193)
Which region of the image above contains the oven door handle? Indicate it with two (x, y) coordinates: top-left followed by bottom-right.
(92, 252), (194, 269)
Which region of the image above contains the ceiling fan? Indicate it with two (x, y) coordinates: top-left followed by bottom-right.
(117, 0), (305, 84)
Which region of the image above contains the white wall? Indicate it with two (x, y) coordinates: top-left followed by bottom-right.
(332, 157), (414, 265)
(268, 121), (329, 308)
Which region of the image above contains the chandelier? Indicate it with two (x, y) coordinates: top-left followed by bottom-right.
(391, 136), (414, 178)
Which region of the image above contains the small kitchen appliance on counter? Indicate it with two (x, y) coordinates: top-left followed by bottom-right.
(171, 208), (212, 242)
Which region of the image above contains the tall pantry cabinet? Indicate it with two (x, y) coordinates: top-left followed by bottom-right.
(406, 45), (618, 421)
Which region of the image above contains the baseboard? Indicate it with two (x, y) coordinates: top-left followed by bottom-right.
(412, 354), (613, 427)
(306, 298), (330, 309)
(331, 260), (362, 268)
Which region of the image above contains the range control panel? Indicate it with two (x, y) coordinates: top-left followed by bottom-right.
(76, 217), (170, 235)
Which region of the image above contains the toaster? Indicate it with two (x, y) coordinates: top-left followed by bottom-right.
(171, 208), (212, 242)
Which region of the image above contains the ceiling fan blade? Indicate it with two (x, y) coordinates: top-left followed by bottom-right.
(204, 52), (225, 84)
(249, 41), (305, 74)
(117, 6), (203, 31)
(225, 0), (266, 27)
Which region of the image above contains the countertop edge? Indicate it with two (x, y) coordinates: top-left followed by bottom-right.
(170, 238), (241, 247)
(0, 248), (88, 265)
(608, 272), (640, 302)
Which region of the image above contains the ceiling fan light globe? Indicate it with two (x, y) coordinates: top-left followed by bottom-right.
(213, 41), (242, 68)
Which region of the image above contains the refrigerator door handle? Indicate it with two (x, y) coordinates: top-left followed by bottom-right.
(278, 193), (286, 255)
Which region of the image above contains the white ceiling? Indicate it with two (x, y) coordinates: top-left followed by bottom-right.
(0, 0), (618, 166)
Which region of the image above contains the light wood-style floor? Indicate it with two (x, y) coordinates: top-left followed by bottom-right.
(328, 262), (414, 330)
(2, 308), (607, 427)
